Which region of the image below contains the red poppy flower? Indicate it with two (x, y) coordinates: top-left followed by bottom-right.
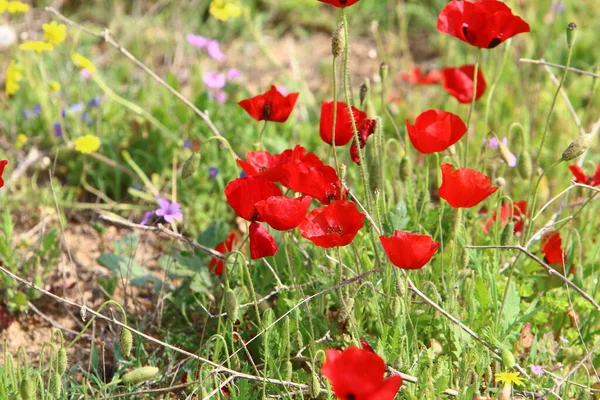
(224, 177), (282, 221)
(438, 164), (498, 208)
(249, 222), (278, 259)
(209, 232), (237, 276)
(406, 110), (467, 154)
(442, 65), (487, 104)
(320, 101), (368, 146)
(380, 231), (440, 270)
(236, 148), (296, 182)
(238, 86), (299, 123)
(298, 200), (364, 248)
(569, 164), (600, 186)
(280, 150), (344, 204)
(321, 346), (402, 400)
(318, 0), (361, 8)
(437, 0), (530, 49)
(399, 67), (442, 85)
(484, 200), (527, 234)
(0, 160), (7, 188)
(255, 196), (312, 231)
(350, 119), (377, 164)
(541, 232), (566, 267)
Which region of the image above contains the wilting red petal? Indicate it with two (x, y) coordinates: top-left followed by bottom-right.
(255, 196), (312, 231)
(350, 119), (377, 164)
(321, 346), (402, 400)
(437, 0), (530, 49)
(209, 232), (237, 276)
(400, 67), (442, 85)
(406, 110), (466, 154)
(320, 101), (368, 146)
(442, 65), (487, 104)
(0, 160), (8, 189)
(280, 150), (344, 204)
(238, 86), (299, 123)
(484, 200), (528, 234)
(298, 200), (364, 248)
(236, 149), (295, 182)
(591, 165), (600, 186)
(249, 222), (278, 259)
(438, 164), (498, 208)
(569, 164), (600, 187)
(541, 231), (567, 268)
(380, 231), (440, 270)
(318, 0), (361, 8)
(224, 177), (282, 221)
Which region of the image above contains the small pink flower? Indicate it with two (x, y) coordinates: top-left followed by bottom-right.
(203, 72), (226, 90)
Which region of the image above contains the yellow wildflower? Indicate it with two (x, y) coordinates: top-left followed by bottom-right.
(74, 135), (101, 154)
(209, 0), (241, 22)
(19, 40), (53, 53)
(43, 21), (67, 46)
(49, 81), (61, 93)
(495, 371), (525, 387)
(0, 1), (30, 13)
(5, 60), (22, 96)
(71, 52), (96, 74)
(15, 133), (27, 149)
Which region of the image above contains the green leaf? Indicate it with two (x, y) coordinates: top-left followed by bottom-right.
(502, 281), (521, 331)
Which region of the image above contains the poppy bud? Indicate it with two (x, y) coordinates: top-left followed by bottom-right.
(495, 177), (506, 188)
(497, 139), (514, 166)
(380, 62), (389, 82)
(561, 134), (593, 162)
(20, 376), (36, 400)
(518, 151), (533, 179)
(181, 152), (200, 180)
(399, 156), (411, 181)
(396, 275), (406, 297)
(294, 329), (304, 351)
(224, 289), (239, 322)
(501, 348), (516, 368)
(391, 296), (402, 318)
(50, 373), (62, 398)
(462, 249), (470, 268)
(332, 24), (345, 58)
(121, 366), (159, 385)
(57, 347), (68, 375)
(120, 328), (133, 357)
(284, 360), (293, 381)
(501, 221), (514, 245)
(359, 83), (368, 106)
(281, 317), (291, 354)
(309, 372), (321, 398)
(566, 22), (578, 48)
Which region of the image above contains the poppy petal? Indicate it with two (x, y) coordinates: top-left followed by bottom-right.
(406, 110), (466, 154)
(249, 222), (278, 259)
(438, 164), (498, 208)
(380, 231), (440, 270)
(224, 177), (282, 221)
(255, 196), (312, 231)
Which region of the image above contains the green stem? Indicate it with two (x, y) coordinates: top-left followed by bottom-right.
(67, 300), (128, 349)
(256, 120), (268, 149)
(484, 40), (511, 131)
(463, 49), (483, 167)
(524, 159), (563, 243)
(331, 57), (342, 181)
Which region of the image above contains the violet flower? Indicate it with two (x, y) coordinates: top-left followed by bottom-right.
(529, 365), (545, 376)
(486, 137), (517, 167)
(203, 72), (226, 90)
(187, 34), (225, 61)
(141, 197), (183, 225)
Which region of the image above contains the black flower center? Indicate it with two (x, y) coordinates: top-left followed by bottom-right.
(340, 0), (348, 4)
(327, 225), (344, 235)
(487, 37), (502, 49)
(462, 24), (476, 44)
(259, 165), (269, 173)
(346, 394), (355, 400)
(262, 104), (272, 120)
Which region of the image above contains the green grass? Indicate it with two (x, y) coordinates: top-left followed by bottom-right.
(1, 0), (600, 399)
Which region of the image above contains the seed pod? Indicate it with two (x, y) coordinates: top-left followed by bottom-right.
(566, 22), (578, 48)
(500, 221), (515, 245)
(50, 373), (62, 398)
(379, 62), (389, 82)
(309, 373), (321, 398)
(561, 134), (593, 161)
(501, 348), (516, 368)
(224, 289), (239, 322)
(120, 328), (133, 358)
(359, 83), (368, 107)
(399, 156), (411, 181)
(294, 330), (304, 352)
(332, 24), (345, 58)
(284, 360), (293, 382)
(495, 177), (506, 188)
(122, 366), (159, 385)
(391, 296), (402, 318)
(20, 376), (36, 400)
(57, 347), (68, 375)
(517, 151), (533, 179)
(181, 152), (200, 180)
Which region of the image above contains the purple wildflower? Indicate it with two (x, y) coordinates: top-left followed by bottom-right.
(486, 137), (517, 168)
(209, 167), (219, 178)
(203, 72), (226, 90)
(226, 69), (241, 80)
(23, 104), (41, 119)
(88, 96), (102, 108)
(186, 34), (211, 48)
(80, 69), (92, 80)
(53, 122), (63, 138)
(81, 113), (93, 125)
(68, 103), (85, 114)
(209, 91), (227, 104)
(183, 139), (192, 149)
(155, 198), (183, 223)
(140, 210), (155, 226)
(207, 41), (225, 61)
(187, 34), (225, 61)
(529, 365), (545, 376)
(560, 336), (569, 344)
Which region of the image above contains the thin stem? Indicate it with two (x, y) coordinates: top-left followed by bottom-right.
(484, 41), (511, 130)
(463, 49), (483, 167)
(331, 57), (342, 180)
(256, 120), (268, 149)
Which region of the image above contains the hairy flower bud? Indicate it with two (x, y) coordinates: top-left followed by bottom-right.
(561, 134), (593, 161)
(120, 328), (133, 358)
(181, 152), (200, 180)
(500, 221), (514, 245)
(284, 360), (293, 382)
(121, 366), (159, 385)
(224, 289), (239, 322)
(399, 156), (411, 181)
(380, 62), (389, 82)
(462, 249), (470, 268)
(309, 372), (321, 398)
(501, 348), (516, 368)
(50, 373), (62, 398)
(566, 22), (578, 48)
(332, 24), (345, 58)
(57, 347), (68, 375)
(20, 376), (36, 400)
(517, 151), (532, 179)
